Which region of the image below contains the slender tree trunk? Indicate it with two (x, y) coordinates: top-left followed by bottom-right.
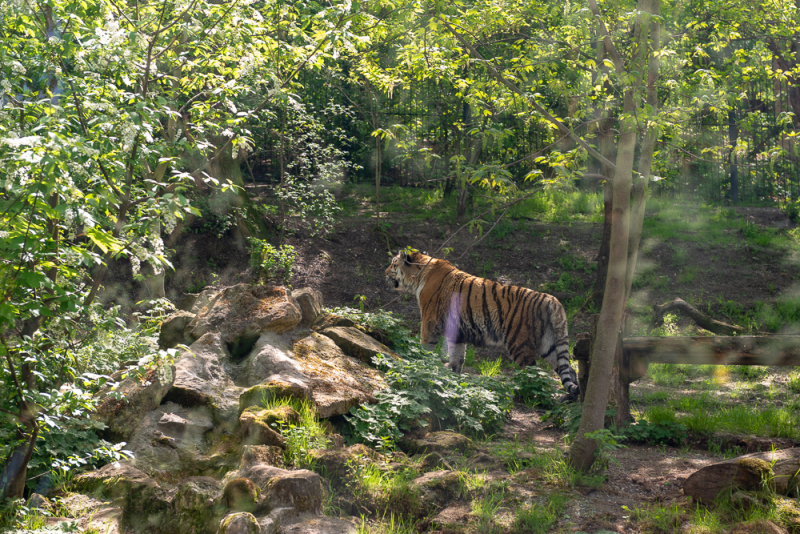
(569, 96), (636, 470)
(571, 0), (660, 468)
(728, 110), (739, 204)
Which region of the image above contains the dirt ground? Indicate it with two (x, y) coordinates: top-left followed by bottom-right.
(109, 195), (799, 533)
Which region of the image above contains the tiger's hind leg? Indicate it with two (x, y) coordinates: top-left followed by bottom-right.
(542, 347), (580, 403)
(444, 341), (466, 374)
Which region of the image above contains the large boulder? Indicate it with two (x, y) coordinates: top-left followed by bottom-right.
(259, 470), (325, 513)
(159, 310), (196, 350)
(319, 327), (398, 365)
(683, 448), (800, 503)
(163, 333), (242, 429)
(289, 333), (385, 418)
(235, 332), (385, 419)
(188, 284), (302, 344)
(94, 364), (175, 443)
(239, 408), (287, 448)
(171, 476), (225, 534)
(125, 402), (237, 477)
(217, 512), (260, 534)
(291, 288), (324, 327)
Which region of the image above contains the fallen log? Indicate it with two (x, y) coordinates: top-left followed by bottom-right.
(652, 298), (745, 336)
(683, 448), (800, 503)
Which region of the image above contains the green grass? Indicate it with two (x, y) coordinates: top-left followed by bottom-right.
(477, 358), (503, 377)
(262, 396), (330, 468)
(357, 512), (418, 534)
(635, 373), (800, 441)
(348, 461), (421, 518)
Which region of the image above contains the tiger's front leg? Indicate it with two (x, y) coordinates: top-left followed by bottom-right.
(444, 341), (466, 374)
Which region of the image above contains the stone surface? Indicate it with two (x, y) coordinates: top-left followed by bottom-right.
(239, 445), (284, 471)
(282, 515), (357, 534)
(188, 284), (301, 343)
(239, 408), (286, 448)
(73, 463), (154, 501)
(125, 402), (235, 476)
(319, 326), (398, 364)
(411, 470), (460, 509)
(163, 333), (242, 429)
(683, 448), (800, 503)
(159, 310), (196, 350)
(311, 313), (355, 331)
(431, 503), (471, 529)
(290, 333), (385, 418)
(291, 288), (324, 326)
(259, 470), (325, 513)
(94, 364), (176, 443)
(401, 431), (474, 456)
(172, 476), (225, 534)
(222, 478), (258, 512)
(217, 512), (260, 534)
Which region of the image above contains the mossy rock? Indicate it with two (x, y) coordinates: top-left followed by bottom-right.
(735, 458), (772, 490)
(312, 313), (356, 330)
(223, 478), (259, 513)
(217, 512), (259, 534)
(241, 405), (300, 428)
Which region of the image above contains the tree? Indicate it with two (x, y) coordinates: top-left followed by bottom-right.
(0, 0), (354, 499)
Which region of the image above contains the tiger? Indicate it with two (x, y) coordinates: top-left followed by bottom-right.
(385, 249), (580, 401)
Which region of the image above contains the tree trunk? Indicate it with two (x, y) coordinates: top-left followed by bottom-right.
(728, 109), (739, 204)
(569, 96), (636, 470)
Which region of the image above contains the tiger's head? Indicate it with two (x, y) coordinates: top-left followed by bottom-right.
(385, 249), (429, 293)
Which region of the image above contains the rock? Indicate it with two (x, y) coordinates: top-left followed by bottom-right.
(73, 463), (153, 501)
(418, 452), (451, 470)
(282, 514), (357, 534)
(259, 470), (325, 513)
(239, 445), (284, 471)
(312, 313), (355, 331)
(259, 507), (298, 534)
(683, 448), (800, 503)
(291, 333), (385, 418)
(319, 326), (398, 364)
(94, 364), (176, 443)
(172, 476), (225, 533)
(239, 408), (286, 448)
(223, 478), (258, 512)
(411, 470), (460, 510)
(217, 512), (260, 534)
(401, 431), (474, 456)
(125, 402), (232, 476)
(188, 284), (302, 344)
(291, 288), (324, 326)
(159, 310), (196, 350)
(26, 493), (48, 510)
(431, 503), (471, 529)
(163, 333), (241, 428)
(729, 520), (789, 534)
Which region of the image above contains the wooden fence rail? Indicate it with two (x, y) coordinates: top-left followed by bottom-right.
(571, 333), (800, 423)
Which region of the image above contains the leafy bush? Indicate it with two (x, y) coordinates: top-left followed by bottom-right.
(622, 420), (687, 446)
(346, 353), (514, 451)
(248, 239), (298, 286)
(513, 365), (558, 409)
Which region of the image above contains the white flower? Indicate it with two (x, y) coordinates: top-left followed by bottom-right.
(0, 231), (8, 238)
(2, 136), (41, 147)
(21, 251), (34, 262)
(9, 61), (25, 76)
(221, 128), (234, 137)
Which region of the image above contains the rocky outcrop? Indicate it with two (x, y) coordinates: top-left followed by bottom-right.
(81, 285), (389, 534)
(188, 284), (302, 343)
